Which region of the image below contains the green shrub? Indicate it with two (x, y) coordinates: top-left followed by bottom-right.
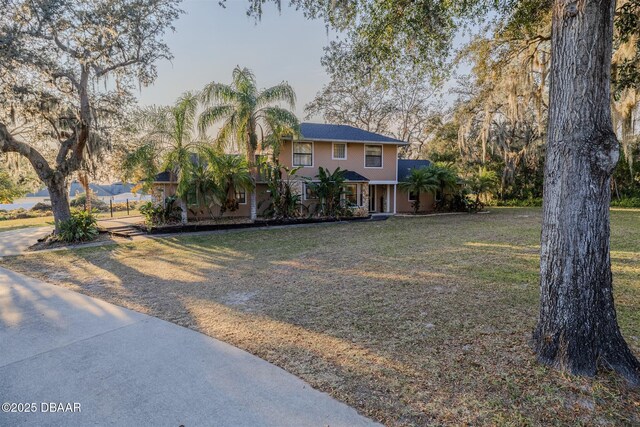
(31, 202), (52, 212)
(495, 197), (640, 208)
(57, 210), (99, 243)
(139, 196), (182, 227)
(610, 197), (640, 208)
(112, 200), (138, 212)
(496, 198), (543, 207)
(70, 194), (108, 212)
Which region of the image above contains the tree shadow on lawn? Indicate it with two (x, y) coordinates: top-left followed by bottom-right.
(4, 225), (640, 426)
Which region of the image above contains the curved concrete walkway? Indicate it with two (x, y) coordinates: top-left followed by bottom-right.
(0, 267), (379, 427)
(0, 226), (52, 257)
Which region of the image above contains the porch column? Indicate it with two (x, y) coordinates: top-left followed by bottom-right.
(386, 184), (391, 213)
(393, 184), (397, 214)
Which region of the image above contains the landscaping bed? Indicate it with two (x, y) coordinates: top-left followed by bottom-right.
(3, 207), (639, 426)
(27, 231), (119, 252)
(140, 214), (372, 234)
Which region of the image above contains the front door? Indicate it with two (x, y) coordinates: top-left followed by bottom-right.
(369, 185), (376, 212)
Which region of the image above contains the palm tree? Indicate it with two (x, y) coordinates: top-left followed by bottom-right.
(309, 167), (348, 217)
(466, 167), (499, 208)
(122, 92), (201, 224)
(425, 162), (460, 210)
(399, 167), (439, 214)
(199, 147), (254, 216)
(198, 66), (299, 220)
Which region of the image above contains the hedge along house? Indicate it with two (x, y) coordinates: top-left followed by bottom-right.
(152, 123), (435, 221)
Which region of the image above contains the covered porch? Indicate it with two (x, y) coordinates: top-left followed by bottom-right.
(367, 182), (396, 214)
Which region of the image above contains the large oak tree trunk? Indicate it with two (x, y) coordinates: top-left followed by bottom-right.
(48, 178), (71, 232)
(533, 0), (640, 385)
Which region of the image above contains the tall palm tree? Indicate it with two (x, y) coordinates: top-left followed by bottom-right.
(122, 92), (201, 223)
(399, 167), (439, 214)
(198, 66), (299, 220)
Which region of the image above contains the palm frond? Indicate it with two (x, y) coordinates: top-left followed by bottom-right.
(216, 114), (240, 151)
(257, 82), (296, 109)
(200, 82), (240, 105)
(173, 91), (200, 145)
(120, 142), (160, 190)
(232, 66), (257, 98)
(198, 105), (236, 134)
(259, 107), (300, 133)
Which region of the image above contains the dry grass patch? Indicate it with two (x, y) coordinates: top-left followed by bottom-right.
(2, 208), (639, 425)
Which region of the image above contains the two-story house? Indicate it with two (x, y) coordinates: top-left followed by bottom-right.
(154, 122), (433, 220)
(279, 123), (405, 214)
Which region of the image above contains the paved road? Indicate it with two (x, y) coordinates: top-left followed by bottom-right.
(0, 267), (379, 427)
(0, 227), (52, 257)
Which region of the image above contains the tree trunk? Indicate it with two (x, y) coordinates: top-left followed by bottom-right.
(179, 197), (188, 224)
(247, 138), (258, 222)
(78, 172), (91, 211)
(533, 0), (640, 386)
(250, 190), (257, 220)
(48, 179), (71, 233)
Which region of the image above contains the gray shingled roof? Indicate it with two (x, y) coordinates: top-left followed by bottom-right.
(154, 171), (175, 183)
(343, 170), (369, 182)
(299, 123), (407, 144)
(397, 159), (431, 182)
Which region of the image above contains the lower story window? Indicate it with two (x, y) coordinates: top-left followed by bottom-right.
(236, 190), (246, 204)
(344, 184), (358, 206)
(409, 191), (418, 202)
(305, 183), (318, 200)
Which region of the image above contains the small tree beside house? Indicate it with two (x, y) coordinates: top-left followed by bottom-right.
(399, 168), (439, 214)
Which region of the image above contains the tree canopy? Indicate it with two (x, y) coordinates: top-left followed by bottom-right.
(0, 0), (182, 227)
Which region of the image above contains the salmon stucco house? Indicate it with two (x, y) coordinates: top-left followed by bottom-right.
(154, 123), (434, 219)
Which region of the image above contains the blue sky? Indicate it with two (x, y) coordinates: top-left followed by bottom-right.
(138, 0), (336, 119)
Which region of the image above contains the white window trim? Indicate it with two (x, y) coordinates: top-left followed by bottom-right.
(303, 182), (319, 201)
(292, 141), (314, 168)
(332, 142), (347, 160)
(364, 144), (383, 169)
(236, 190), (247, 205)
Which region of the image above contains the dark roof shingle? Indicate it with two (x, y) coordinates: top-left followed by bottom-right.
(397, 159), (431, 182)
(154, 171), (174, 182)
(343, 170), (369, 182)
(299, 123), (406, 144)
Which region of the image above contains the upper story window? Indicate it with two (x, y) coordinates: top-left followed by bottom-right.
(365, 145), (383, 168)
(293, 142), (313, 166)
(332, 143), (347, 160)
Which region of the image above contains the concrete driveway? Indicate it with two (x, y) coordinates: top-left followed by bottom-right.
(0, 267), (379, 427)
(0, 226), (52, 257)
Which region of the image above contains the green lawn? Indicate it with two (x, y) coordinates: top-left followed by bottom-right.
(2, 207), (639, 426)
